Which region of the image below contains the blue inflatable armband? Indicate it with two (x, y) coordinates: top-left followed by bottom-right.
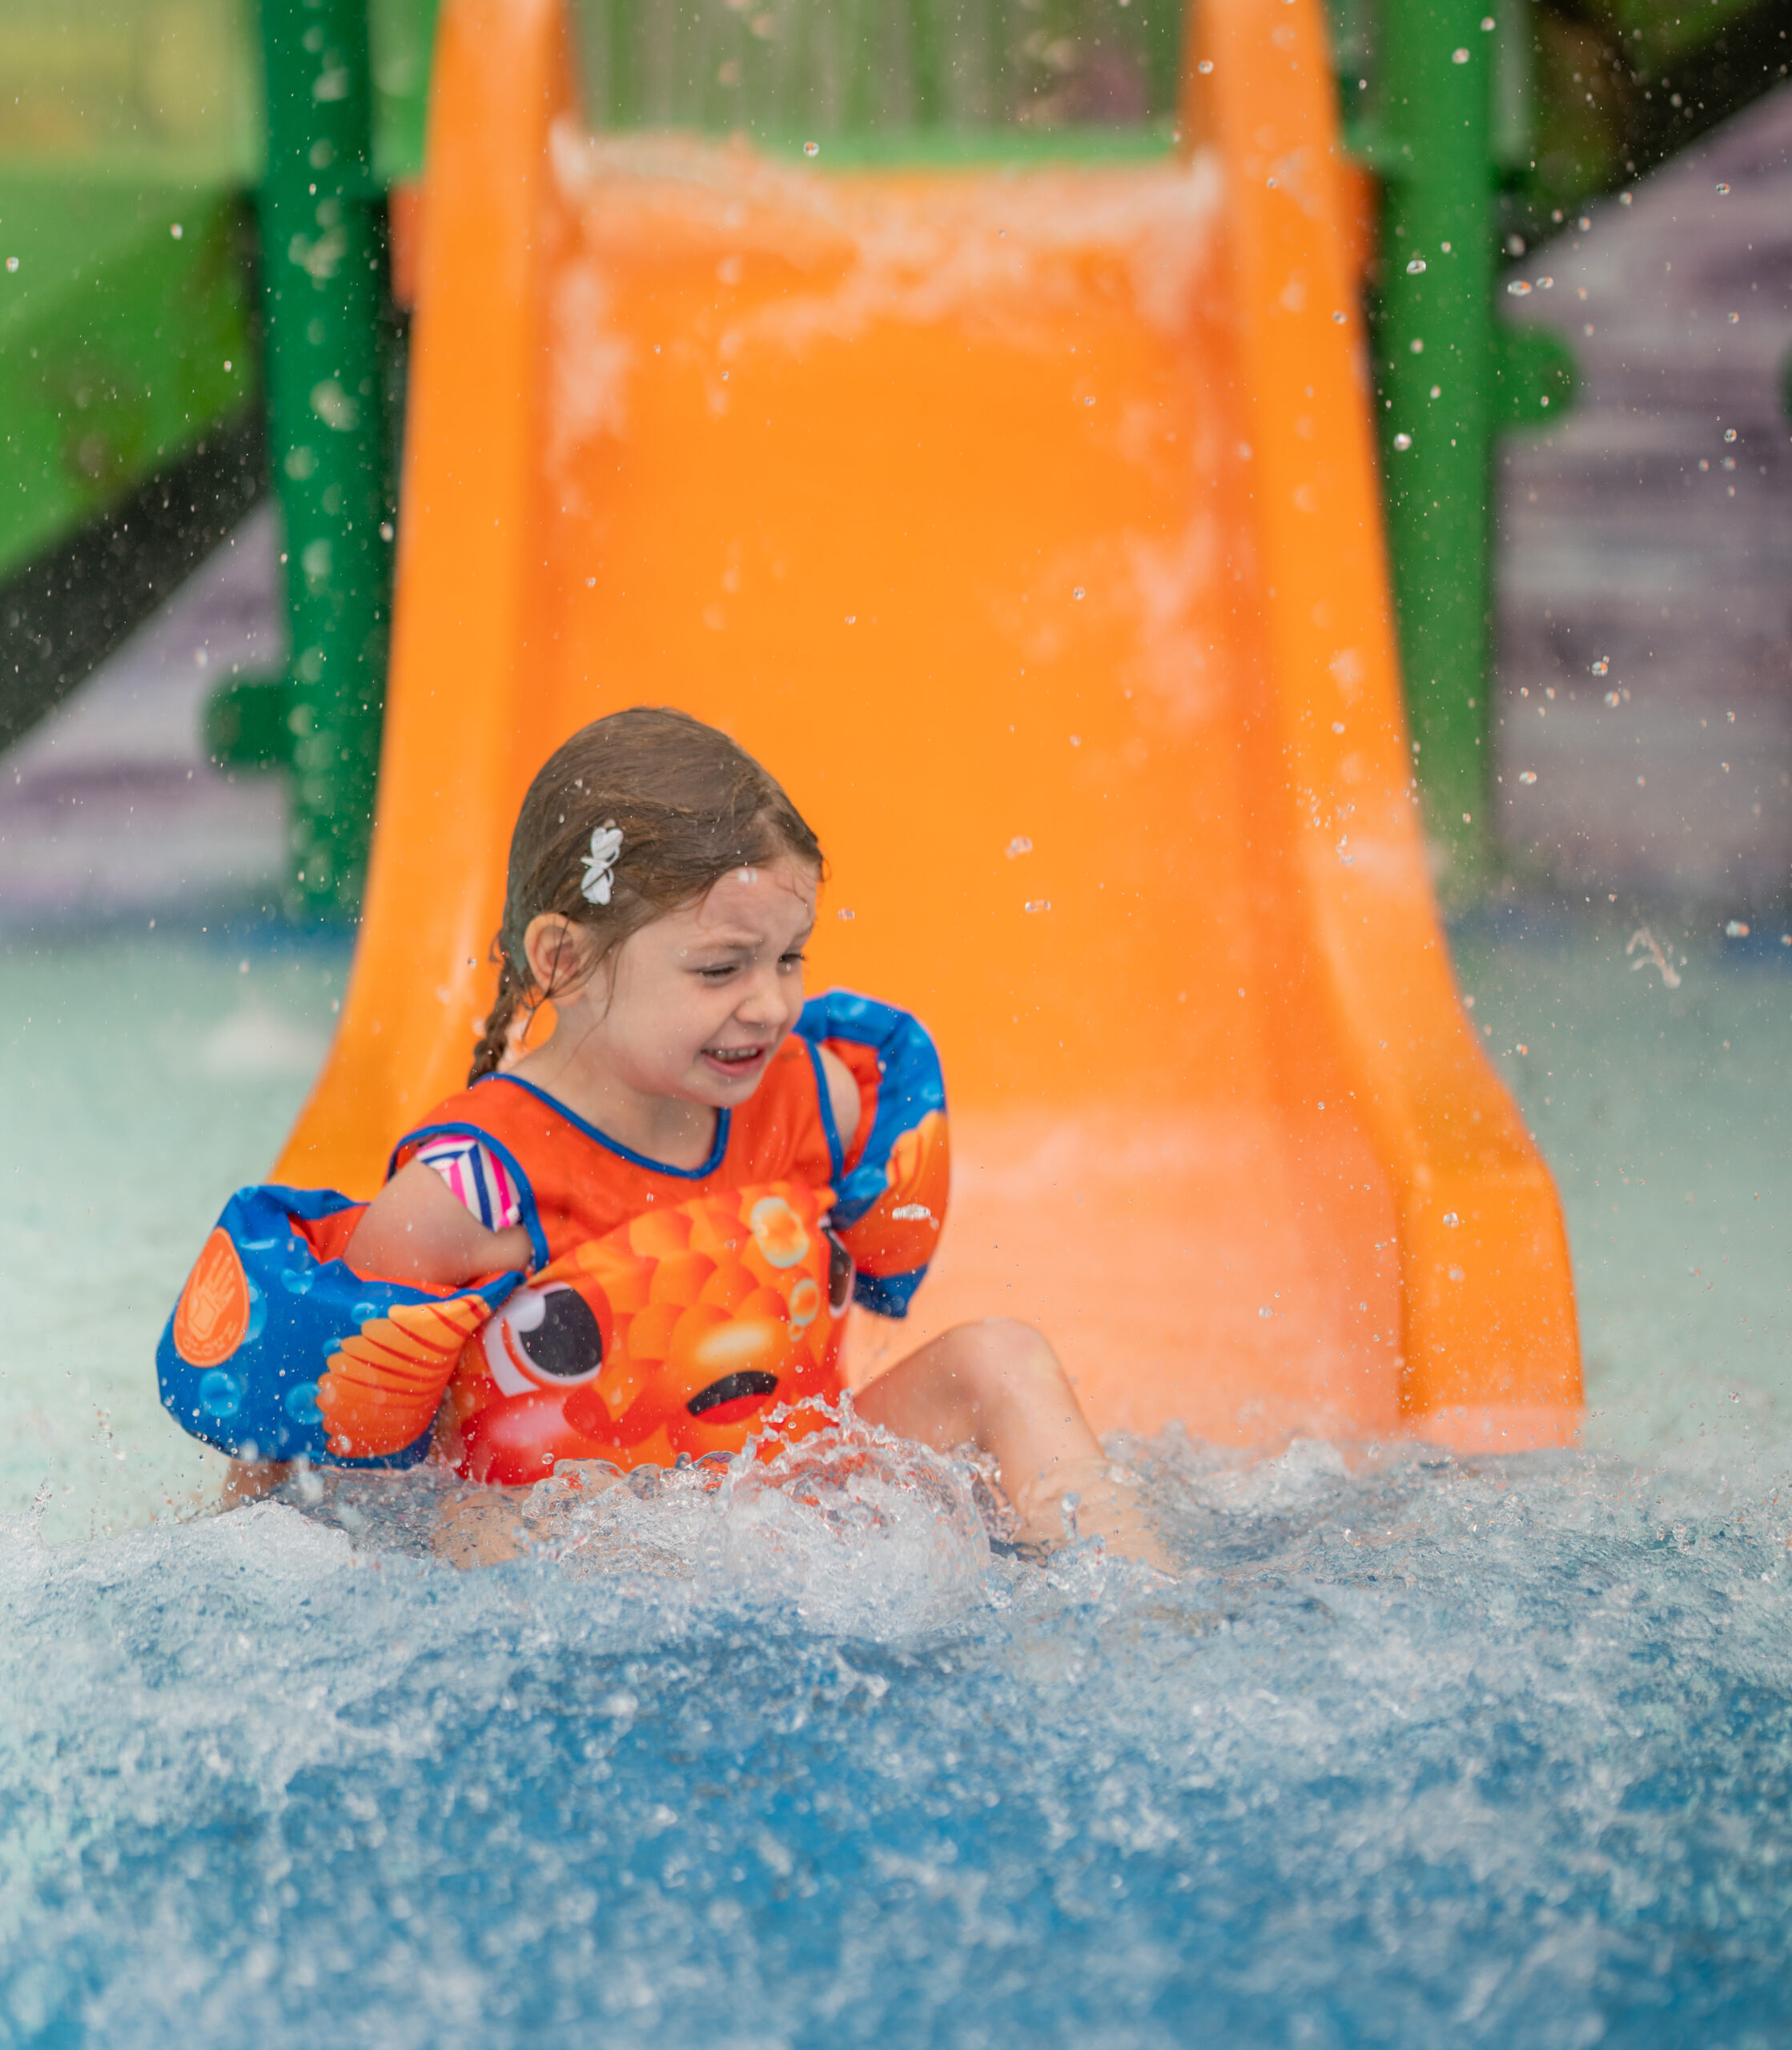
(157, 1183), (521, 1467)
(795, 991), (949, 1318)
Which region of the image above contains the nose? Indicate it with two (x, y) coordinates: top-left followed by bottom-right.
(734, 959), (794, 1030)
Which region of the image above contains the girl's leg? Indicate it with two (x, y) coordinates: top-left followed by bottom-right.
(854, 1318), (1167, 1567)
(222, 1458), (289, 1506)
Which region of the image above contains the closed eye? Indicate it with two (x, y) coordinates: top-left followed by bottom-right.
(778, 949), (808, 971)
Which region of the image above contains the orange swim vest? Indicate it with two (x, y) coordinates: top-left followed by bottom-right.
(390, 1031), (856, 1264)
(159, 991), (949, 1482)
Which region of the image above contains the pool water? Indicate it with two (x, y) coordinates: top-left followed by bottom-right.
(1, 913), (1789, 2047)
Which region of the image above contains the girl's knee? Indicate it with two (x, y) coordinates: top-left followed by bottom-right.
(953, 1316), (1064, 1392)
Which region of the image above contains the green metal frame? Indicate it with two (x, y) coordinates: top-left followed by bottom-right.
(1372, 0), (1501, 882)
(1352, 0), (1573, 890)
(209, 0), (394, 922)
(203, 0), (1577, 918)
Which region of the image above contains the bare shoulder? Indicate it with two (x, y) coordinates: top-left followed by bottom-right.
(816, 1042), (866, 1148)
(344, 1157), (532, 1288)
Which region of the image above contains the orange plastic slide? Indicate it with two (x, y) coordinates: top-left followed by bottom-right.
(276, 0), (1581, 1451)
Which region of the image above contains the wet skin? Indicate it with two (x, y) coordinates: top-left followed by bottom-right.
(330, 858), (1167, 1569)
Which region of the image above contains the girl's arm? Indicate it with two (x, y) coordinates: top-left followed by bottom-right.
(818, 1044), (864, 1156)
(349, 1048), (854, 1289)
(343, 1160), (535, 1288)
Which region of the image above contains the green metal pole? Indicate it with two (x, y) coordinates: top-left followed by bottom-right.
(254, 0), (392, 919)
(1373, 1), (1497, 890)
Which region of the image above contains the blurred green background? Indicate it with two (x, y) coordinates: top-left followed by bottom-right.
(3, 0), (1785, 203)
(3, 0), (1788, 870)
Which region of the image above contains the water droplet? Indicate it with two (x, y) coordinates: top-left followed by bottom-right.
(1448, 1265), (1465, 1283)
(1068, 734), (1081, 747)
(803, 140), (819, 157)
(1409, 336), (1424, 353)
(1443, 1212), (1460, 1227)
(1405, 257), (1427, 274)
(1452, 46), (1469, 61)
(1392, 432), (1412, 451)
(1072, 586), (1085, 601)
(199, 1370), (242, 1419)
(1083, 395), (1096, 406)
(845, 614), (856, 624)
(1517, 1043), (1528, 1055)
(1725, 428), (1738, 442)
(1519, 770), (1537, 785)
(4, 257), (16, 272)
(1332, 309), (1347, 324)
(1591, 657), (1609, 674)
(1258, 1305), (1273, 1318)
(170, 222), (183, 239)
(1197, 57), (1213, 73)
(1480, 13), (1494, 25)
(1716, 182), (1730, 194)
(1507, 279), (1532, 296)
(286, 1382), (322, 1426)
(1605, 689), (1621, 707)
(1024, 900), (1051, 914)
(1729, 312), (1740, 324)
(1726, 919), (1750, 938)
(1332, 721), (1345, 734)
(837, 907), (854, 920)
(1006, 835), (1034, 858)
(586, 576), (597, 587)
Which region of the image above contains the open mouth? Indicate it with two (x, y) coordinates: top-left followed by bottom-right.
(686, 1369), (780, 1424)
(702, 1043), (768, 1078)
(701, 1041), (762, 1074)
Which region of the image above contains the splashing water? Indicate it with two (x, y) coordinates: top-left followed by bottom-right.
(1626, 923), (1683, 989)
(3, 1427), (1790, 2047)
(2, 923), (1790, 2044)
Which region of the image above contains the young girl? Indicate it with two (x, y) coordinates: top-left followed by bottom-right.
(161, 709), (1152, 1559)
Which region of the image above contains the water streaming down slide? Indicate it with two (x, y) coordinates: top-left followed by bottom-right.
(276, 0), (1581, 1451)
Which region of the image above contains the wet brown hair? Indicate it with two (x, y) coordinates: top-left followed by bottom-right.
(468, 707), (823, 1082)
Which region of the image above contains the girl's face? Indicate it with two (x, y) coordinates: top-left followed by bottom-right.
(549, 854), (819, 1110)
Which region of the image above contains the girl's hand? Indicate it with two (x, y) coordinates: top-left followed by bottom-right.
(344, 1159), (534, 1288)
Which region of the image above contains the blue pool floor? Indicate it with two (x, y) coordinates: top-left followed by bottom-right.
(0, 910), (1788, 2047)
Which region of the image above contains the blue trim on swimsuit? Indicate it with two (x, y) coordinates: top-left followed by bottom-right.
(805, 1035), (846, 1184)
(486, 1073), (732, 1181)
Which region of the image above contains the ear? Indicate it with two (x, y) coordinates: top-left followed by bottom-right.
(522, 913), (592, 998)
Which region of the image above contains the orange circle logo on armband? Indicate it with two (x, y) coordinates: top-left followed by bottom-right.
(172, 1228), (254, 1369)
(448, 1180), (853, 1485)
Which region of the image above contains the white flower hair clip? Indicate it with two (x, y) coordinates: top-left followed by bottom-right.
(581, 822), (623, 906)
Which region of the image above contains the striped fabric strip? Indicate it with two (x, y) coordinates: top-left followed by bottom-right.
(414, 1135), (522, 1232)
